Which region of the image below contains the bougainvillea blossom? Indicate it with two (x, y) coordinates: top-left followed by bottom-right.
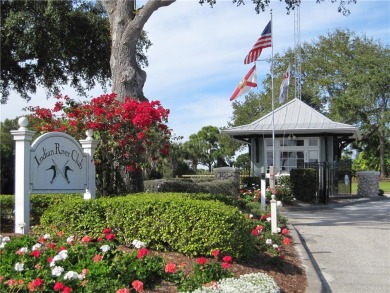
(28, 93), (171, 194)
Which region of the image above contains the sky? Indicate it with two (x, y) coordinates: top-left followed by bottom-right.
(1, 0), (389, 142)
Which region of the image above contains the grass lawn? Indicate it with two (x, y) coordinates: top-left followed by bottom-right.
(351, 181), (390, 194)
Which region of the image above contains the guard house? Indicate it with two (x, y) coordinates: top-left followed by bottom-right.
(222, 98), (361, 180)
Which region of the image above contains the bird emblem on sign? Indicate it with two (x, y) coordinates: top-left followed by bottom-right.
(46, 159), (73, 184)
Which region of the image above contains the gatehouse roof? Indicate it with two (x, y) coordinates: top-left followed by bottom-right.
(222, 98), (361, 140)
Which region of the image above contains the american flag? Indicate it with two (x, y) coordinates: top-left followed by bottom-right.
(244, 20), (272, 64)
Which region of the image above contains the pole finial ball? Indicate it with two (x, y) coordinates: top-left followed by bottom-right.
(18, 117), (29, 129)
(86, 129), (94, 140)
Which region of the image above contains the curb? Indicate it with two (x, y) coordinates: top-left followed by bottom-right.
(288, 223), (324, 293)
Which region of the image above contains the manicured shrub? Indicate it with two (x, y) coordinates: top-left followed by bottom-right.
(0, 194), (82, 232)
(289, 169), (318, 202)
(144, 179), (237, 197)
(0, 195), (14, 230)
(40, 193), (255, 260)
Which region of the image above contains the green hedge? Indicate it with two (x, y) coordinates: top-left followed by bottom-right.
(289, 169), (318, 202)
(40, 193), (255, 260)
(0, 194), (82, 231)
(0, 195), (14, 230)
(144, 179), (238, 197)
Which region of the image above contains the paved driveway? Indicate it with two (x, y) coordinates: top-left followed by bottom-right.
(282, 198), (390, 293)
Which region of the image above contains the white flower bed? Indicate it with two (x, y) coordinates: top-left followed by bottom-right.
(186, 273), (280, 293)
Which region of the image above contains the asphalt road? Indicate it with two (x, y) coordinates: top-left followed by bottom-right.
(282, 198), (390, 293)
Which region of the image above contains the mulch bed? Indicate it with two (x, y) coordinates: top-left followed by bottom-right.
(138, 242), (307, 293)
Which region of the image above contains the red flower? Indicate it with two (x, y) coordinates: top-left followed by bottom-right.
(93, 254), (103, 263)
(260, 215), (267, 221)
(53, 101), (63, 112)
(132, 280), (144, 293)
(137, 132), (145, 140)
(105, 233), (115, 241)
(97, 237), (103, 242)
(30, 250), (41, 258)
(164, 263), (177, 273)
(222, 255), (233, 263)
(281, 228), (289, 235)
(221, 262), (230, 269)
(102, 228), (111, 234)
(63, 286), (73, 293)
(251, 229), (259, 236)
(28, 282), (36, 291)
(81, 235), (92, 243)
(48, 256), (53, 263)
(117, 289), (130, 293)
(126, 165), (135, 172)
(197, 257), (207, 265)
(59, 246), (67, 251)
(54, 282), (65, 291)
(58, 231), (64, 237)
(32, 278), (44, 287)
(212, 249), (219, 257)
(283, 237), (291, 246)
(48, 243), (56, 249)
(137, 248), (148, 259)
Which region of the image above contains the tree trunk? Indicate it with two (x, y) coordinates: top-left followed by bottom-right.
(102, 0), (175, 101)
(100, 0), (175, 194)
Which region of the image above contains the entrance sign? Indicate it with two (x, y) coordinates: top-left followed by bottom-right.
(30, 132), (88, 193)
(11, 117), (99, 234)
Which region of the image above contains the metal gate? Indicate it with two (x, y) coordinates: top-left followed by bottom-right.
(297, 160), (352, 204)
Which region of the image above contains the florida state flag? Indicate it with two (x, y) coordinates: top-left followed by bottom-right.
(230, 65), (257, 101)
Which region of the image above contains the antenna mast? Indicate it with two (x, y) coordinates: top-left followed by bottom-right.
(294, 1), (302, 100)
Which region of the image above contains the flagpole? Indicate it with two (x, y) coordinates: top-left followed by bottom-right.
(270, 9), (275, 189)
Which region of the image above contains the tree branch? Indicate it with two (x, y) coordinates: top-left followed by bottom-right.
(134, 0), (175, 29)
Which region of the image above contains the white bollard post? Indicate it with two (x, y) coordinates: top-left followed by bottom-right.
(261, 177), (266, 211)
(271, 194), (278, 234)
(11, 117), (35, 234)
(79, 129), (99, 199)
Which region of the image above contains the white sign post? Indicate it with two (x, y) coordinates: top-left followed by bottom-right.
(11, 117), (35, 234)
(11, 117), (99, 234)
(80, 130), (99, 200)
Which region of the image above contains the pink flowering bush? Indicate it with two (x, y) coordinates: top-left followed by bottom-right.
(27, 93), (171, 194)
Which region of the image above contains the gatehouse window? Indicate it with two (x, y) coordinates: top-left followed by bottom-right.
(264, 137), (319, 174)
